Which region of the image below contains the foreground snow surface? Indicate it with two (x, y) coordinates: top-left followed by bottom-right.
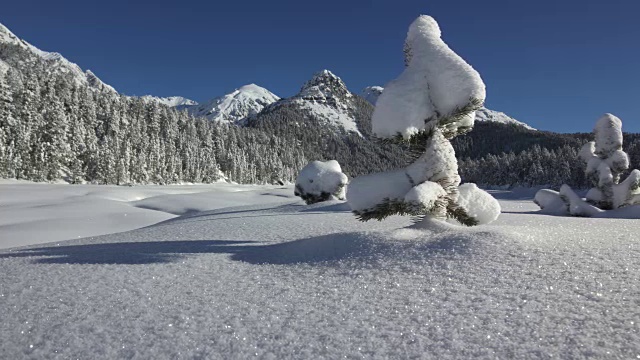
(0, 184), (639, 359)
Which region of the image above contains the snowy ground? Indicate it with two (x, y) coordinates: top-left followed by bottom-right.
(0, 183), (638, 358)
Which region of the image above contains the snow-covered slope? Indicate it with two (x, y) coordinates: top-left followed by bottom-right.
(0, 22), (117, 94)
(475, 107), (536, 130)
(363, 85), (535, 130)
(0, 183), (639, 358)
(139, 95), (198, 108)
(0, 58), (9, 75)
(187, 84), (279, 124)
(260, 70), (363, 135)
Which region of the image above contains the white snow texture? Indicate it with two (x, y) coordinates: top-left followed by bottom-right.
(404, 181), (447, 209)
(364, 86), (534, 130)
(295, 160), (348, 202)
(347, 169), (414, 212)
(371, 15), (485, 139)
(1, 183), (640, 359)
(457, 183), (501, 225)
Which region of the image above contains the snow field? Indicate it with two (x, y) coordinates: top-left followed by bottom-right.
(0, 181), (294, 249)
(0, 184), (639, 358)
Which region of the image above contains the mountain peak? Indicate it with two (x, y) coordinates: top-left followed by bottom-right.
(299, 69), (351, 101)
(188, 84), (279, 125)
(255, 70), (363, 135)
(0, 22), (117, 94)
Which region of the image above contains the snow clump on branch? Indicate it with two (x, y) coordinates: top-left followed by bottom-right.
(348, 15), (500, 227)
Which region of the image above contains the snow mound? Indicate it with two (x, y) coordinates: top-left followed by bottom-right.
(457, 183), (501, 225)
(533, 189), (566, 214)
(295, 160), (348, 204)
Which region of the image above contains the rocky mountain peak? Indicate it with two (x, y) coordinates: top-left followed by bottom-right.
(298, 69), (351, 103)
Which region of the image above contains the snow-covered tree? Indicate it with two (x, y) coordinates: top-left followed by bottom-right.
(348, 15), (500, 226)
(535, 114), (640, 216)
(295, 160), (348, 204)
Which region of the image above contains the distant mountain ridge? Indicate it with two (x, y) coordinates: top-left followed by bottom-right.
(139, 96), (198, 108)
(4, 21), (640, 189)
(0, 22), (199, 108)
(0, 21), (535, 132)
(0, 22), (116, 94)
(186, 84), (279, 125)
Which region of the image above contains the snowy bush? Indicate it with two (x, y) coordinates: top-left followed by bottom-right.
(295, 160), (348, 204)
(535, 114), (640, 216)
(348, 15), (500, 226)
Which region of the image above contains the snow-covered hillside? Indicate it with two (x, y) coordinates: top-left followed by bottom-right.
(139, 95), (198, 108)
(261, 70), (363, 135)
(0, 58), (9, 75)
(0, 182), (638, 358)
(187, 84), (279, 125)
(0, 22), (203, 107)
(362, 85), (534, 130)
(0, 22), (116, 94)
(475, 107), (536, 130)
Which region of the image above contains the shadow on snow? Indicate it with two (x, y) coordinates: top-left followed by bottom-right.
(0, 228), (505, 266)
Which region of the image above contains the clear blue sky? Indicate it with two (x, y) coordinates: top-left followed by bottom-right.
(2, 0), (640, 133)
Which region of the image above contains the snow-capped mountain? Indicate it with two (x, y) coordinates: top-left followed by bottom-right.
(139, 95), (198, 108)
(361, 86), (383, 105)
(362, 85), (535, 130)
(188, 84), (279, 125)
(474, 107), (536, 130)
(0, 22), (117, 94)
(259, 70), (363, 135)
(0, 22), (201, 108)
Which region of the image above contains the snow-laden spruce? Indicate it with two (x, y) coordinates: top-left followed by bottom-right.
(295, 160), (348, 204)
(372, 15), (485, 139)
(348, 15), (499, 226)
(535, 114), (640, 216)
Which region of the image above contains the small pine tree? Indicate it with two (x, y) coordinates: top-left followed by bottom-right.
(348, 15), (500, 227)
(535, 114), (640, 216)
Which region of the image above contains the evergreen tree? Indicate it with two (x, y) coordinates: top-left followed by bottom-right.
(348, 15), (500, 227)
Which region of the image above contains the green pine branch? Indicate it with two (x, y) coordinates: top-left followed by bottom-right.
(353, 197), (448, 222)
(353, 198), (427, 222)
(446, 204), (479, 227)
